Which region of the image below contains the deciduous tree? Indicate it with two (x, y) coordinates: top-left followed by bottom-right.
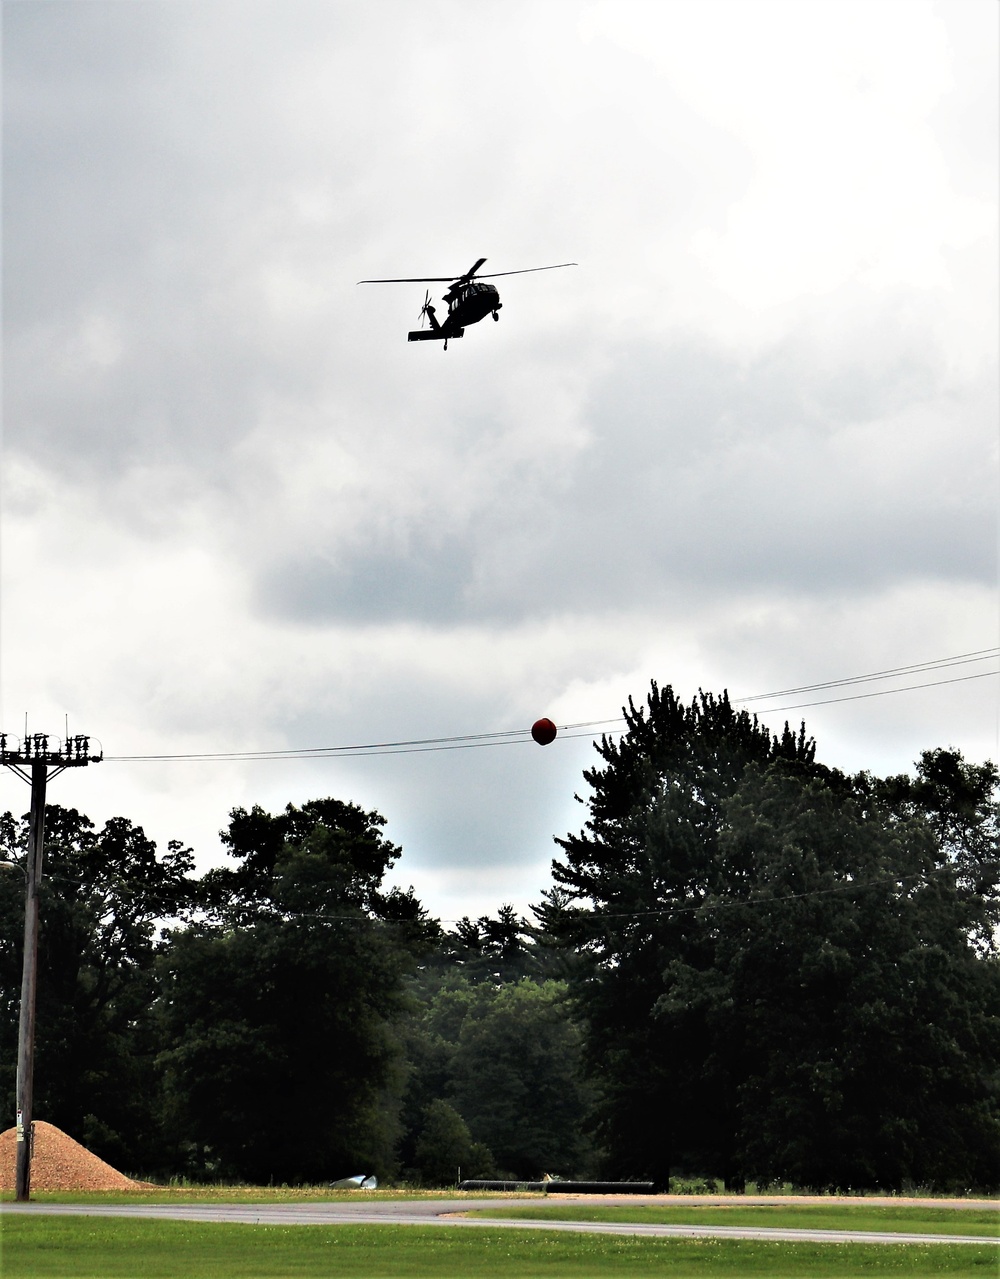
(157, 798), (435, 1183)
(0, 805), (196, 1173)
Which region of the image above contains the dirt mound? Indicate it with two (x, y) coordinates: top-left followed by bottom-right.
(0, 1120), (153, 1192)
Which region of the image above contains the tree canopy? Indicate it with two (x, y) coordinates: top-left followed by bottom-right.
(157, 799), (435, 1182)
(0, 806), (197, 1173)
(541, 683), (1000, 1190)
(3, 698), (997, 1192)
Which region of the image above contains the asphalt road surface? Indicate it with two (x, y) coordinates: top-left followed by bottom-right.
(2, 1196), (997, 1246)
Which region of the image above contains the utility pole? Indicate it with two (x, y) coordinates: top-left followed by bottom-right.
(1, 731), (101, 1201)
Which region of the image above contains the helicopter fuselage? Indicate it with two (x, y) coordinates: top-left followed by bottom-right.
(443, 280), (501, 329)
(408, 280), (502, 345)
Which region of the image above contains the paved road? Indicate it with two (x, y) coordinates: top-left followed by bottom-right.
(2, 1197), (996, 1246)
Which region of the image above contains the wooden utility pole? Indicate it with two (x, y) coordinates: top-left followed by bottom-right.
(1, 732), (100, 1201)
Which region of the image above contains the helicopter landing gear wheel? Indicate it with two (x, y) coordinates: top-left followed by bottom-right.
(492, 311), (499, 321)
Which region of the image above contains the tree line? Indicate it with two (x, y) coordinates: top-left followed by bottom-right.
(1, 684), (997, 1191)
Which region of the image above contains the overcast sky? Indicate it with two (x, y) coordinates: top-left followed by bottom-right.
(2, 0), (997, 923)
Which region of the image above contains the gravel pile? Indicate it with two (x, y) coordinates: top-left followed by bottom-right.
(0, 1120), (153, 1191)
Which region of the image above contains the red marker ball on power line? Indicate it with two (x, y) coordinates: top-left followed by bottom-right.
(531, 717), (557, 746)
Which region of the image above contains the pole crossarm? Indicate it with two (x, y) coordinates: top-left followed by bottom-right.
(0, 733), (102, 770)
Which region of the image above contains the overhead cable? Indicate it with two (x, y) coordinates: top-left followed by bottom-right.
(102, 647), (998, 762)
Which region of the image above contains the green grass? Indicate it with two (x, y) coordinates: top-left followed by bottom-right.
(1, 1216), (997, 1278)
(468, 1203), (1000, 1239)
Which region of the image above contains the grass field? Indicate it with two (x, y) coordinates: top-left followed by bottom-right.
(1, 1216), (998, 1279)
(469, 1202), (1000, 1238)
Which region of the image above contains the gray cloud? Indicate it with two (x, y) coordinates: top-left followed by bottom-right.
(259, 538), (476, 625)
(250, 319), (995, 629)
(2, 1), (995, 920)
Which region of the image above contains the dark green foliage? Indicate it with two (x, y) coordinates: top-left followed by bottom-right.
(542, 682), (1000, 1191)
(701, 765), (1000, 1189)
(0, 805), (197, 1173)
(411, 1099), (496, 1184)
(416, 904), (570, 991)
(449, 978), (596, 1178)
(400, 975), (596, 1182)
(540, 684), (817, 1187)
(868, 748), (1000, 944)
(425, 906), (537, 985)
(200, 798), (434, 939)
(158, 799), (436, 1183)
(397, 905), (591, 1184)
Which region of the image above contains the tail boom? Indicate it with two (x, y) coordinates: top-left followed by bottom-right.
(407, 328), (463, 342)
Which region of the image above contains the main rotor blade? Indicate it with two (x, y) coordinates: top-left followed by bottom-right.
(358, 261), (577, 285)
(459, 257), (488, 281)
(358, 277), (455, 284)
(476, 262), (578, 280)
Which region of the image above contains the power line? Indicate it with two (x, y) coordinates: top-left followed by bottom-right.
(104, 726), (533, 763)
(734, 647), (999, 702)
(100, 648), (999, 763)
(736, 669), (999, 717)
(109, 735), (545, 763)
(558, 650), (999, 733)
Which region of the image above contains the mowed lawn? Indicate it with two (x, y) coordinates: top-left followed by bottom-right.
(469, 1202), (1000, 1238)
(1, 1214), (998, 1279)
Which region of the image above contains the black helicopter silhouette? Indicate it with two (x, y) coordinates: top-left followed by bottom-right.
(358, 258), (576, 349)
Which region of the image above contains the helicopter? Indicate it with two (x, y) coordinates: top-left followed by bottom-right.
(358, 258), (576, 349)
